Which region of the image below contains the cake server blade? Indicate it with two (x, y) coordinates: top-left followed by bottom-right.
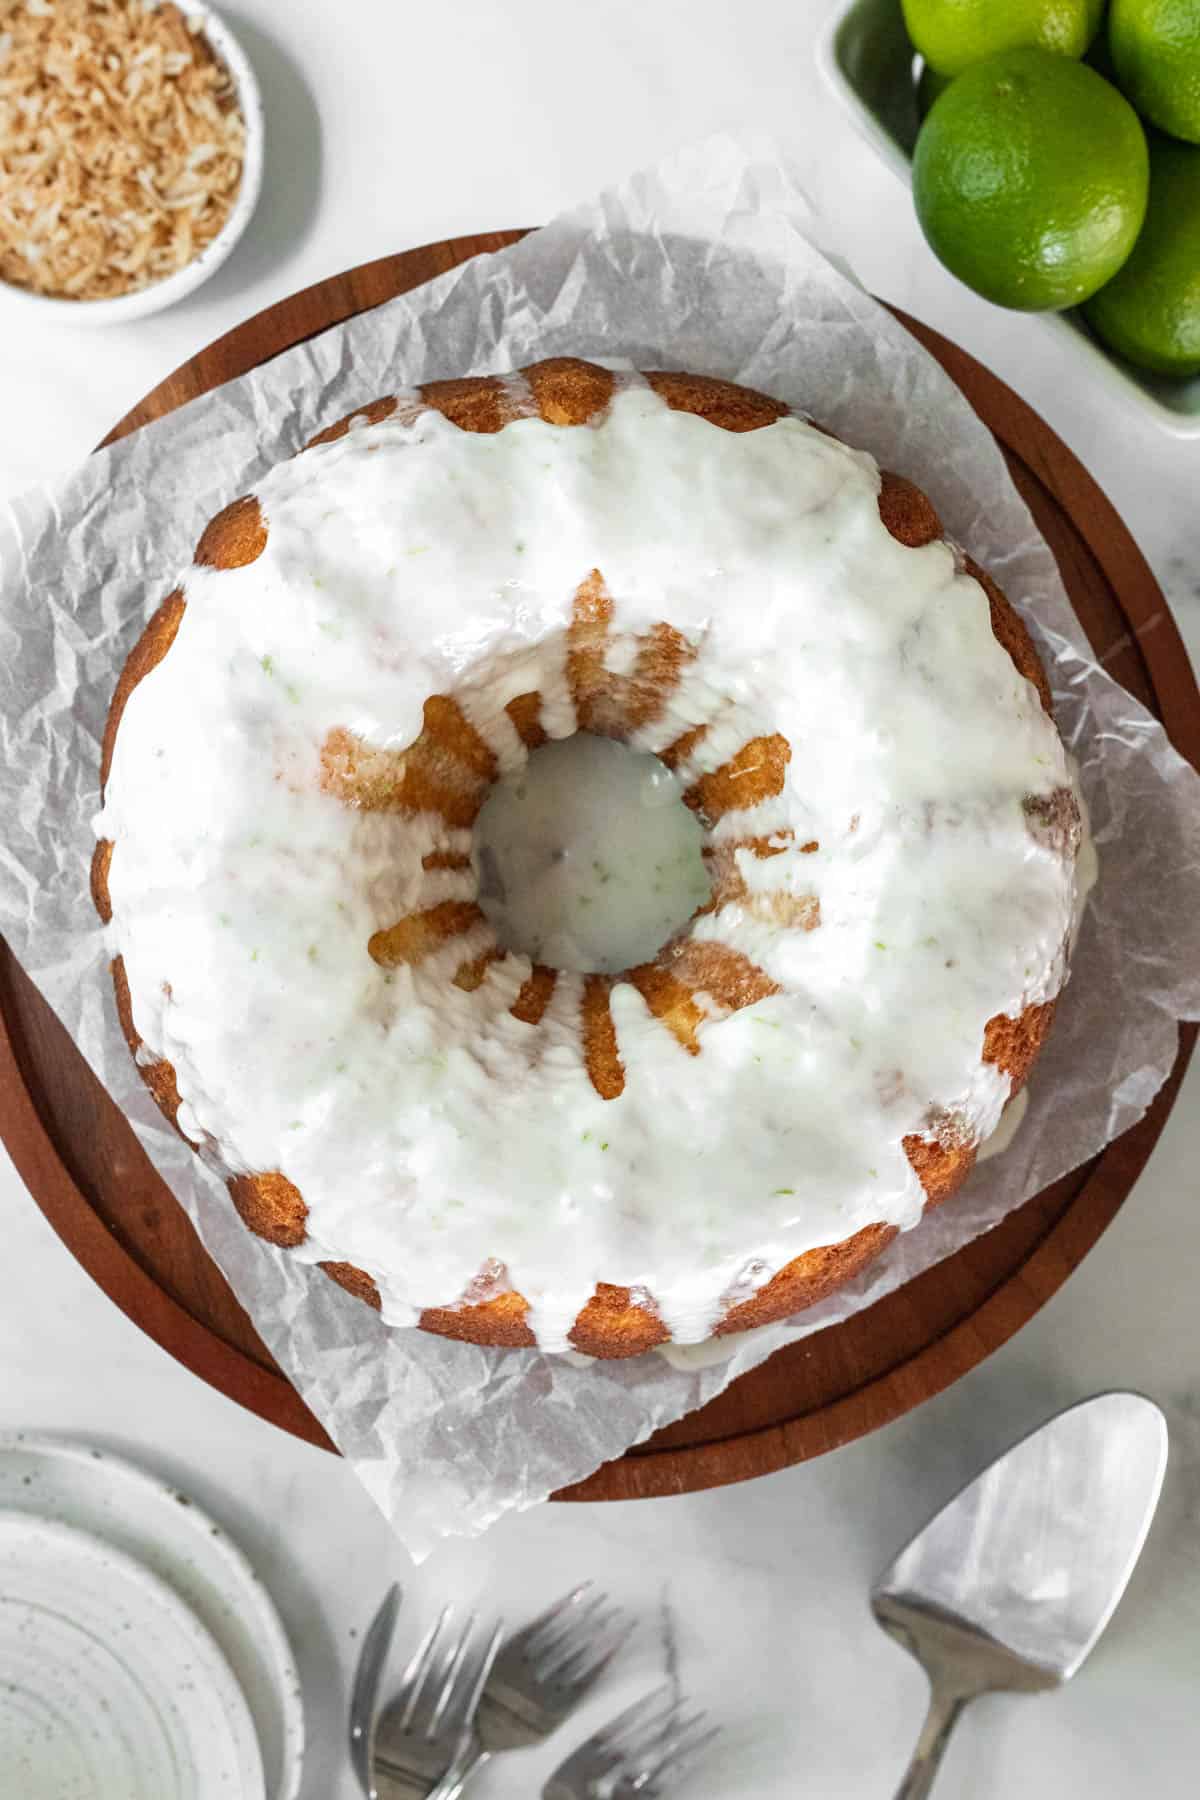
(871, 1391), (1167, 1799)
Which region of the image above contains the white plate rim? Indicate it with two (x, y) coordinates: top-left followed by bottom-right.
(0, 1505), (265, 1799)
(0, 1431), (304, 1800)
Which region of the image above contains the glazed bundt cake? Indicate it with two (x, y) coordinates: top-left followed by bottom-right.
(93, 358), (1084, 1357)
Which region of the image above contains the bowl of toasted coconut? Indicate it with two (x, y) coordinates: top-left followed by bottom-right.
(0, 0), (264, 323)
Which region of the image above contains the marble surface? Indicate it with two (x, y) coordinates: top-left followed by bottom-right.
(2, 3), (1199, 1795)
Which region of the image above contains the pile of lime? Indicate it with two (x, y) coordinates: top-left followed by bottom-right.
(904, 0), (1200, 379)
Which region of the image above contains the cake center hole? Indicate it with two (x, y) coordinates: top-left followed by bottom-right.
(471, 733), (710, 975)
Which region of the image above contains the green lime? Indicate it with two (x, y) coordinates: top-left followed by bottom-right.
(916, 61), (954, 113)
(913, 50), (1149, 310)
(1085, 138), (1200, 374)
(902, 0), (1104, 77)
(1109, 0), (1200, 143)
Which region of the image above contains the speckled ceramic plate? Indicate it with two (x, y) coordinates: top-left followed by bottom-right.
(0, 1508), (263, 1798)
(0, 1435), (302, 1800)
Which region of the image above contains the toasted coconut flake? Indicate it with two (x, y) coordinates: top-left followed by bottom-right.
(0, 0), (245, 301)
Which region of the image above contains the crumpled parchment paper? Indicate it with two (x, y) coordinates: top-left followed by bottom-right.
(3, 133), (1200, 1558)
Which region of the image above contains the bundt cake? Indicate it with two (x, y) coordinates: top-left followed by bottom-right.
(92, 357), (1084, 1358)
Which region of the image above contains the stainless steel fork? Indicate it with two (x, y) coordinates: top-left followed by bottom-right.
(418, 1585), (634, 1800)
(544, 1685), (720, 1799)
(371, 1607), (504, 1799)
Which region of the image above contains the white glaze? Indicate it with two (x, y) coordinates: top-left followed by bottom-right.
(98, 381), (1083, 1349)
(656, 1328), (762, 1371)
(472, 734), (709, 974)
(975, 1085), (1030, 1164)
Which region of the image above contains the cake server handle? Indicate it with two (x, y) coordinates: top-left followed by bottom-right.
(891, 1678), (968, 1800)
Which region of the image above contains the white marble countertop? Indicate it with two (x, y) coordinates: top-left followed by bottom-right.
(2, 3), (1198, 1795)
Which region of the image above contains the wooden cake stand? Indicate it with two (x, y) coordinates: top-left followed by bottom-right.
(2, 232), (1196, 1503)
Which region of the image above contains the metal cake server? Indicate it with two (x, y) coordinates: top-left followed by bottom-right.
(873, 1391), (1168, 1800)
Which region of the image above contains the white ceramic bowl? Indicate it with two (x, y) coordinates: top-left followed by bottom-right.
(0, 3), (264, 327)
(816, 0), (1200, 439)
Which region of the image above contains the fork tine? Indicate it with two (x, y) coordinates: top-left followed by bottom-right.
(596, 1684), (677, 1750)
(662, 1710), (708, 1749)
(615, 1697), (690, 1765)
(637, 1717), (722, 1790)
(396, 1605), (450, 1730)
(557, 1615), (636, 1694)
(516, 1582), (593, 1655)
(536, 1604), (606, 1676)
(586, 1605), (626, 1642)
(428, 1611), (476, 1738)
(592, 1613), (637, 1662)
(528, 1593), (607, 1666)
(539, 1602), (629, 1676)
(444, 1618), (504, 1738)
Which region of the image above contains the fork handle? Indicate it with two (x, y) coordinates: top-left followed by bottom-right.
(892, 1680), (968, 1800)
(425, 1747), (489, 1800)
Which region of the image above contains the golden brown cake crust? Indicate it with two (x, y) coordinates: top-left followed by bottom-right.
(97, 357), (1065, 1358)
(320, 1260), (383, 1310)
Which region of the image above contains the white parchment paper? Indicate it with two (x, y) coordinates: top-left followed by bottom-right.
(4, 135), (1200, 1557)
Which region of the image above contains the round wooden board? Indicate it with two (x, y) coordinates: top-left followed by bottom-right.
(2, 233), (1196, 1503)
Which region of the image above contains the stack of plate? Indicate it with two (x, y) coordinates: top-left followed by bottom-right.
(0, 1434), (304, 1799)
